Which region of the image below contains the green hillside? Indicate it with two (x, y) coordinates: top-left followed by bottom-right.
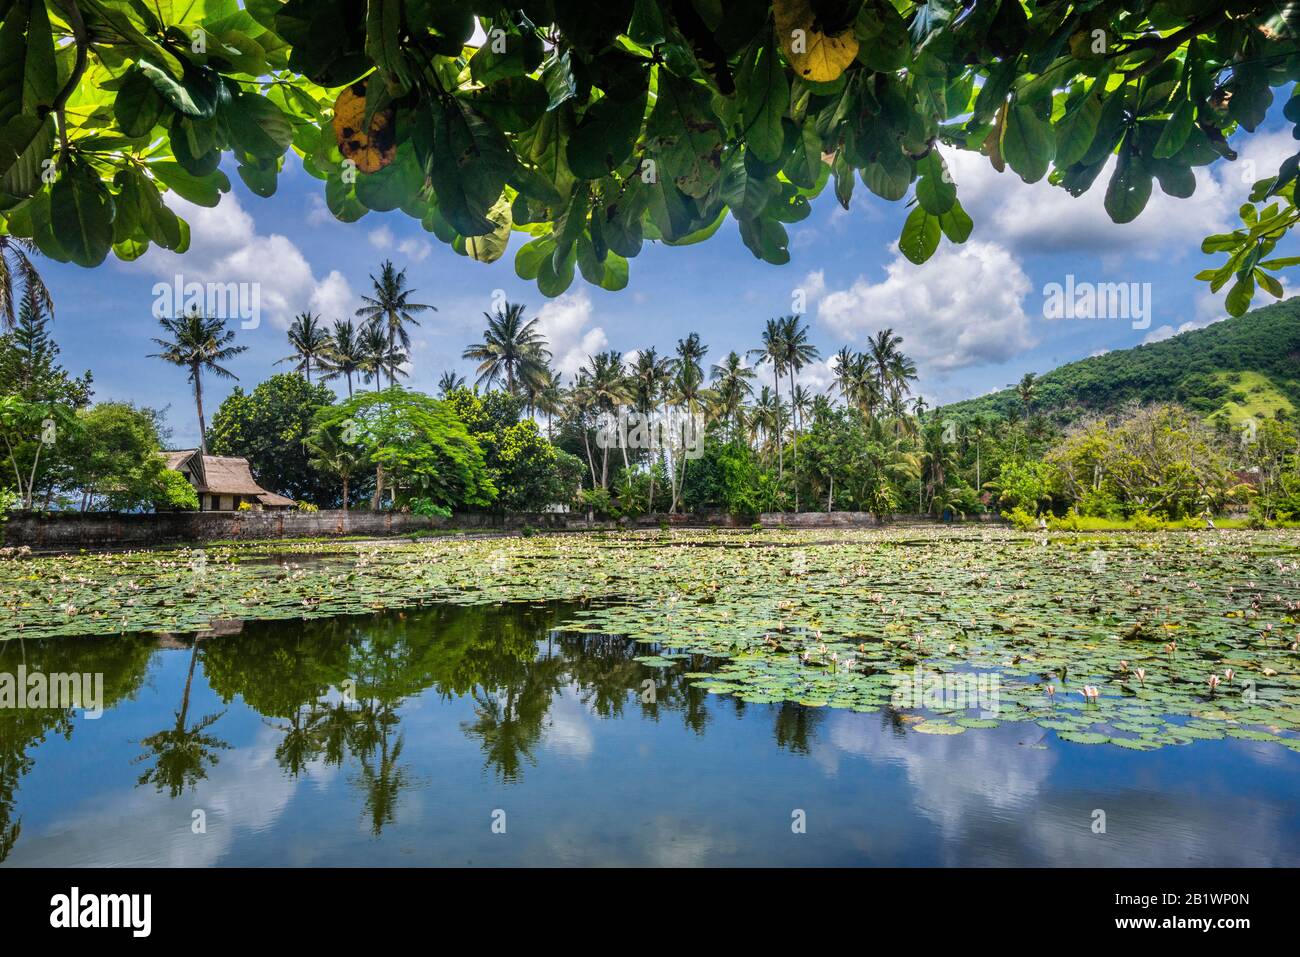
(942, 298), (1300, 424)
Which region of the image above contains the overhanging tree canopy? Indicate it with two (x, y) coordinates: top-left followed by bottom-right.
(1, 0), (1298, 312)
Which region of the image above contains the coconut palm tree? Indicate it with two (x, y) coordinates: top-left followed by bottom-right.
(307, 424), (365, 510)
(355, 260), (434, 386)
(778, 315), (819, 511)
(868, 327), (904, 398)
(669, 334), (710, 512)
(1016, 372), (1038, 417)
(462, 301), (551, 395)
(359, 320), (405, 392)
(710, 350), (755, 439)
(749, 386), (784, 467)
(149, 308), (247, 454)
(830, 346), (858, 405)
(437, 370), (467, 396)
(628, 348), (673, 507)
(748, 319), (787, 477)
(276, 311), (331, 383)
(321, 319), (364, 397)
(1, 237), (54, 329)
(887, 351), (918, 407)
(533, 368), (565, 440)
(568, 370), (600, 488)
(579, 351), (631, 487)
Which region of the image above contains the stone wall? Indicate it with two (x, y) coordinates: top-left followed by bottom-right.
(2, 509), (990, 551)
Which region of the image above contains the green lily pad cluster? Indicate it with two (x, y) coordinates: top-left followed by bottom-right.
(2, 527), (1299, 751)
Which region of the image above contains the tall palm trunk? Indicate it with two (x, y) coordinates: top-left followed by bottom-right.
(581, 426), (598, 487)
(192, 363), (208, 455)
(647, 404), (657, 512)
(789, 367), (799, 512)
(773, 366), (783, 480)
(342, 475), (350, 512)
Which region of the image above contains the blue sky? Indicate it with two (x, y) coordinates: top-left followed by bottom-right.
(31, 102), (1299, 449)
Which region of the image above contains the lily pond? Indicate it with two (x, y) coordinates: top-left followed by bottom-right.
(2, 527), (1300, 866)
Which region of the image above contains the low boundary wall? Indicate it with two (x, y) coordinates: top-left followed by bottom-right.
(2, 509), (998, 550)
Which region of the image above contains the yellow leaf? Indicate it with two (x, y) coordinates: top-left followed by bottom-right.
(774, 0), (859, 82)
(332, 81), (396, 174)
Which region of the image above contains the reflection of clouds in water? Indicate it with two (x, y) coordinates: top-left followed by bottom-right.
(819, 712), (1300, 866)
(5, 725), (334, 867)
(825, 712), (1056, 836)
(543, 689), (596, 760)
(539, 812), (734, 867)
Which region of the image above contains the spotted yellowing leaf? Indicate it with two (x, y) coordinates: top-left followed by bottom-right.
(774, 0), (859, 83)
(332, 82), (395, 174)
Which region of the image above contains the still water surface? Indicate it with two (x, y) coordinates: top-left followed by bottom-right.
(2, 602), (1298, 866)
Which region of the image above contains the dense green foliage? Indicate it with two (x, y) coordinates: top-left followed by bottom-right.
(3, 2), (1300, 306)
(312, 388), (496, 510)
(208, 372), (338, 502)
(442, 387), (583, 511)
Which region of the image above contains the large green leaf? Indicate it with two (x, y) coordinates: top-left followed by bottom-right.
(899, 205), (940, 263)
(737, 32), (789, 165)
(646, 71), (723, 198)
(225, 92), (294, 159)
(1001, 102), (1053, 183)
(429, 99), (513, 236)
(49, 161), (116, 267)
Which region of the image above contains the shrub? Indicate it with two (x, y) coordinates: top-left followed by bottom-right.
(151, 469), (199, 512)
(1131, 511), (1166, 531)
(237, 501), (255, 512)
(296, 502), (320, 513)
(409, 497), (453, 519)
(1001, 507), (1038, 531)
(579, 487), (613, 517)
(1047, 510), (1082, 532)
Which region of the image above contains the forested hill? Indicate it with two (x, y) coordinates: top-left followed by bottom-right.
(941, 297), (1300, 424)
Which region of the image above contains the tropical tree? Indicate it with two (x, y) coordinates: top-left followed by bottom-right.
(668, 334), (710, 512)
(14, 4), (1300, 312)
(321, 319), (364, 397)
(533, 368), (565, 441)
(209, 374), (336, 502)
(779, 315), (819, 511)
(628, 347), (673, 505)
(1017, 373), (1039, 418)
(276, 311), (331, 384)
(710, 351), (755, 439)
(868, 328), (905, 400)
(437, 371), (467, 396)
(306, 421), (365, 510)
(577, 351), (631, 487)
(358, 320), (405, 392)
(313, 389), (495, 511)
(749, 319), (787, 477)
(355, 261), (433, 386)
(0, 236), (53, 329)
(462, 301), (551, 395)
(148, 309), (247, 454)
(748, 386), (785, 469)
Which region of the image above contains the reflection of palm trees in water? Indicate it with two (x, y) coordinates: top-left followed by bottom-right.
(463, 684), (547, 783)
(349, 702), (408, 836)
(773, 701), (825, 754)
(134, 605), (834, 831)
(134, 639), (230, 798)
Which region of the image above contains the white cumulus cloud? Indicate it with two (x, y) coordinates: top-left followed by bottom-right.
(815, 241), (1036, 374)
(535, 290), (609, 378)
(137, 193), (355, 331)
